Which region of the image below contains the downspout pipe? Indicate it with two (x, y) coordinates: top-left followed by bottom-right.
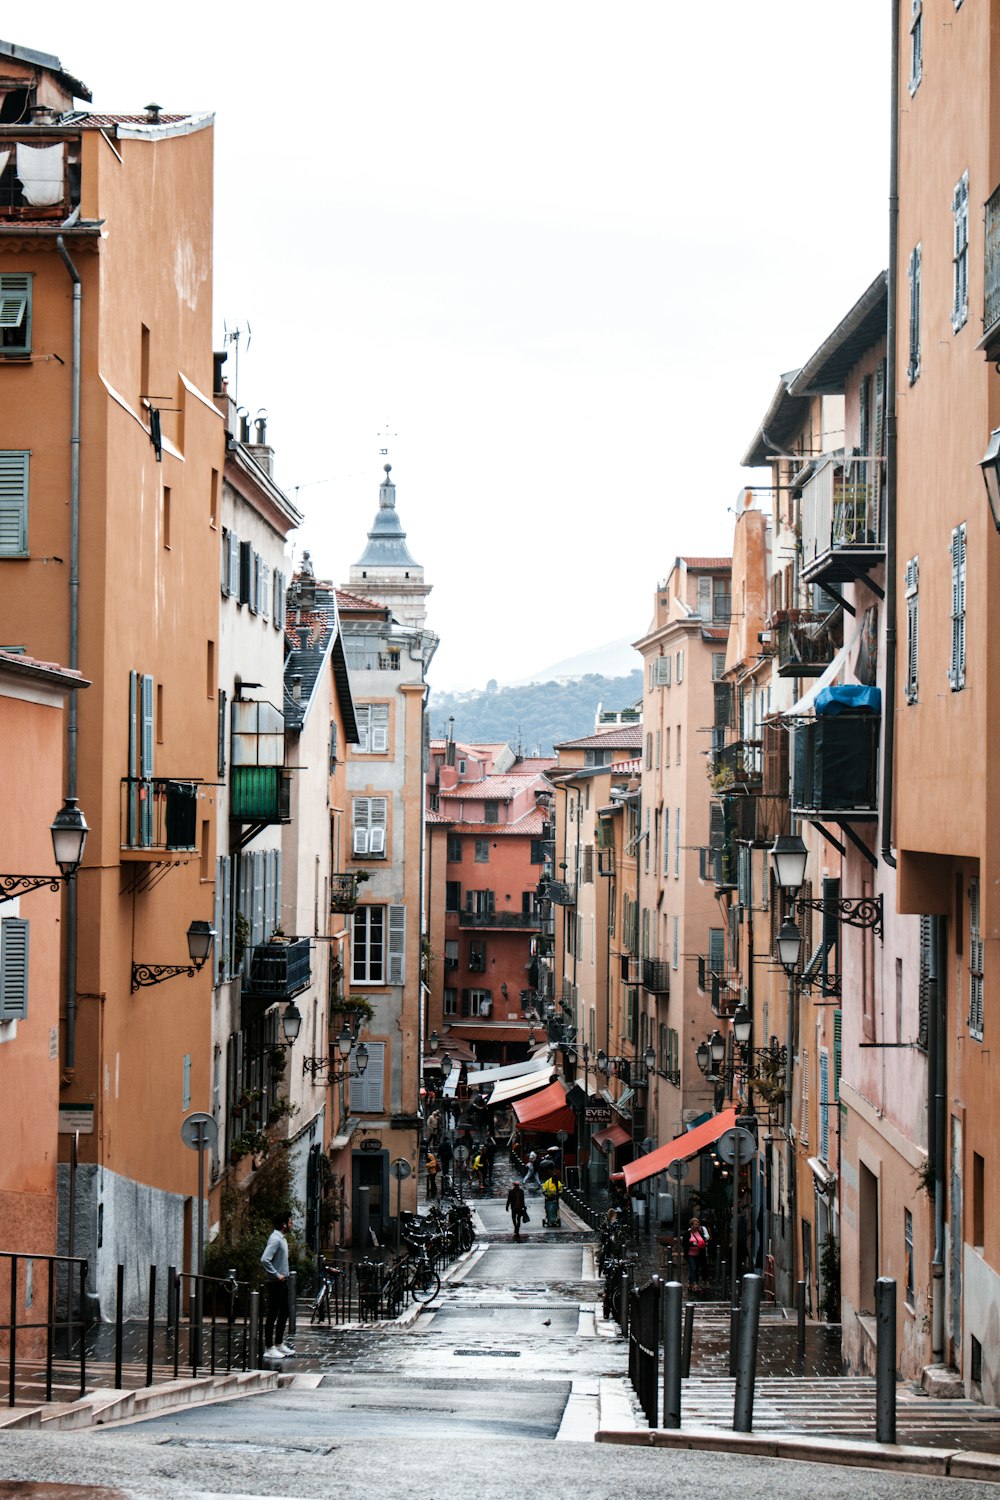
(56, 233), (82, 1074)
(881, 0), (900, 870)
(929, 914), (947, 1361)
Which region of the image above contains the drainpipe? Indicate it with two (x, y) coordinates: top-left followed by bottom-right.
(881, 0), (900, 871)
(56, 233), (82, 1074)
(930, 914), (947, 1361)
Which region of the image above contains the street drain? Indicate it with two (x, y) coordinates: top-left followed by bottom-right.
(453, 1349), (521, 1357)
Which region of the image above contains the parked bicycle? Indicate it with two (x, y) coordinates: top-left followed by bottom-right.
(309, 1259), (344, 1325)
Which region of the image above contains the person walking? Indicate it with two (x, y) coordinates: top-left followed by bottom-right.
(260, 1210), (295, 1359)
(506, 1179), (528, 1241)
(425, 1108), (442, 1151)
(522, 1153), (542, 1196)
(482, 1132), (497, 1188)
(426, 1150), (440, 1200)
(541, 1169), (563, 1228)
(683, 1216), (710, 1295)
(438, 1135), (453, 1194)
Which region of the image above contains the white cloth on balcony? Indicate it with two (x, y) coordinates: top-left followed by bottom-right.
(0, 149), (10, 178)
(782, 616), (864, 717)
(17, 142), (64, 207)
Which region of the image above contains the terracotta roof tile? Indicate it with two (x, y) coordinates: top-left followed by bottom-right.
(680, 556), (732, 569)
(0, 648), (88, 685)
(80, 113), (189, 127)
(554, 725), (644, 751)
(335, 587), (386, 612)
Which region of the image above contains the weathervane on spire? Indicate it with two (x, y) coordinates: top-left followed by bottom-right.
(377, 421), (397, 461)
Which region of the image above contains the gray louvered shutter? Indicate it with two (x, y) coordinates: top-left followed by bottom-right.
(0, 917), (29, 1020)
(220, 529), (230, 596)
(905, 558), (919, 703)
(387, 905), (406, 985)
(0, 450), (29, 556)
(918, 915), (933, 1050)
(127, 670), (139, 846)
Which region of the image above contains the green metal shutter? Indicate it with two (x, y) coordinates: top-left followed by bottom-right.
(0, 917), (29, 1020)
(0, 450), (29, 556)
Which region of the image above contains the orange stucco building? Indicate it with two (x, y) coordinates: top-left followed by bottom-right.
(0, 46), (222, 1312)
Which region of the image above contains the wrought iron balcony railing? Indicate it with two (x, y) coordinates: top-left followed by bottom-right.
(242, 938), (311, 1002)
(120, 777), (198, 856)
(773, 610), (842, 678)
(641, 959), (671, 995)
(791, 714), (880, 820)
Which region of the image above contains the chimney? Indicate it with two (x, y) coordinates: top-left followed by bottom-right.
(249, 409), (274, 476)
(144, 102), (162, 124)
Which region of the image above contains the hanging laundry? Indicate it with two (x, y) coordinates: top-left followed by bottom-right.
(16, 142), (64, 207)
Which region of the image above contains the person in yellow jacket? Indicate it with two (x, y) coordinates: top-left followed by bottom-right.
(542, 1173), (563, 1227)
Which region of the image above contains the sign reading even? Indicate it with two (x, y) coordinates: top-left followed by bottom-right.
(585, 1106), (612, 1124)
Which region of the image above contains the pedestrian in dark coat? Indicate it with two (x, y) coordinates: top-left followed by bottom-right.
(482, 1132), (497, 1187)
(506, 1181), (527, 1241)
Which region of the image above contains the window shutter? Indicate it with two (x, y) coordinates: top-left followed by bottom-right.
(372, 704), (389, 751)
(260, 562), (270, 621)
(139, 673), (154, 847)
(697, 575), (712, 618)
(0, 917), (29, 1020)
(800, 1046), (809, 1145)
(387, 905), (406, 984)
(0, 450), (29, 555)
(229, 531), (240, 597)
(762, 721), (789, 796)
(0, 274), (30, 351)
(905, 558), (919, 703)
(263, 851), (274, 940)
(369, 798), (387, 856)
(353, 798), (370, 855)
(220, 529), (231, 596)
(949, 524), (967, 690)
(908, 245), (921, 382)
(218, 689), (227, 778)
(655, 656), (671, 686)
(221, 854), (232, 981)
(351, 1039), (385, 1113)
(833, 1009), (842, 1103)
(252, 849), (264, 950)
(250, 552), (261, 615)
(819, 1049), (830, 1163)
(918, 915), (933, 1049)
(213, 859), (224, 988)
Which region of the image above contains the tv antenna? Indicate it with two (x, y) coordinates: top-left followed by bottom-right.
(377, 422), (398, 460)
(223, 320), (252, 405)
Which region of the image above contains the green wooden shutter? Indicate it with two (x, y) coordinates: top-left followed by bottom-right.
(0, 917), (29, 1020)
(0, 450), (29, 556)
(0, 273), (30, 352)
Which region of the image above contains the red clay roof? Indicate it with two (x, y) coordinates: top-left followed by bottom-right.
(440, 810), (548, 836)
(680, 556), (731, 569)
(0, 648), (88, 685)
(439, 774), (541, 801)
(701, 627), (730, 641)
(335, 587), (387, 613)
(555, 725), (643, 751)
(79, 113), (189, 127)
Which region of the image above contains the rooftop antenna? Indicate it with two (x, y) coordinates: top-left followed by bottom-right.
(223, 320), (252, 406)
(377, 421), (398, 460)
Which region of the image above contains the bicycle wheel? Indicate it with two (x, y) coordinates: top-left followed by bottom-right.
(310, 1283), (329, 1324)
(410, 1259), (441, 1302)
(460, 1222), (474, 1251)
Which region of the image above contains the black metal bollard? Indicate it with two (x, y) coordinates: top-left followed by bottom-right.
(620, 1266), (632, 1338)
(114, 1263), (125, 1389)
(876, 1277), (897, 1443)
(287, 1270), (297, 1336)
(248, 1289), (260, 1369)
(662, 1281), (683, 1429)
(145, 1265), (157, 1387)
(733, 1274), (763, 1433)
(796, 1278), (806, 1357)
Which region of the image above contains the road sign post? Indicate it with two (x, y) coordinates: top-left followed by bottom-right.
(181, 1112), (218, 1366)
(391, 1157), (412, 1251)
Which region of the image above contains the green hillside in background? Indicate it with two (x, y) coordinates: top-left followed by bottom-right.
(426, 671), (643, 756)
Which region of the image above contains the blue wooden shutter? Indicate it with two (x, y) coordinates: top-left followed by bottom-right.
(351, 1040), (385, 1113)
(0, 450), (29, 556)
(0, 917), (29, 1020)
(387, 905), (406, 985)
(140, 674), (154, 847)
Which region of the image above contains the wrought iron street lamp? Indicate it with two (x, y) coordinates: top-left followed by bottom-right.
(980, 426), (1000, 532)
(1, 796), (90, 899)
(131, 919), (216, 992)
(776, 918), (802, 975)
(770, 833), (808, 892)
(302, 1022), (368, 1081)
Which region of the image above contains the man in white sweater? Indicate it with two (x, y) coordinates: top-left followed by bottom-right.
(260, 1210), (295, 1359)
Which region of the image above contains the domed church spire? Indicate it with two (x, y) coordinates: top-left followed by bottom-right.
(353, 464), (421, 570)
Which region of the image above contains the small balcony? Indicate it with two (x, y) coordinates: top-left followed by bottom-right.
(711, 970), (740, 1019)
(540, 879), (575, 906)
(792, 714), (880, 821)
(458, 908), (544, 930)
(642, 959), (671, 995)
(0, 136), (78, 223)
(330, 873), (360, 914)
(729, 792), (790, 847)
(711, 739), (761, 791)
(242, 938), (311, 1002)
(230, 766), (291, 824)
(800, 455), (886, 590)
(120, 777), (199, 859)
(700, 843), (737, 891)
(982, 184), (1000, 359)
(773, 610), (842, 677)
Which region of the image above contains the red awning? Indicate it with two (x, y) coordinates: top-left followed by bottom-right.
(513, 1080), (576, 1135)
(621, 1108), (738, 1190)
(591, 1124), (631, 1154)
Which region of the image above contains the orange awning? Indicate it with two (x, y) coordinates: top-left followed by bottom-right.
(513, 1079), (576, 1135)
(591, 1124), (631, 1153)
(621, 1108), (738, 1189)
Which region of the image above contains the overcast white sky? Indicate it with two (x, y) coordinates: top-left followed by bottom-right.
(34, 2), (889, 690)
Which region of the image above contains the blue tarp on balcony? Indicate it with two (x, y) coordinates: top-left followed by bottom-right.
(814, 684), (881, 717)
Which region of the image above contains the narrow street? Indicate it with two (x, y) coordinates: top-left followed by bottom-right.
(2, 1194), (1000, 1499)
